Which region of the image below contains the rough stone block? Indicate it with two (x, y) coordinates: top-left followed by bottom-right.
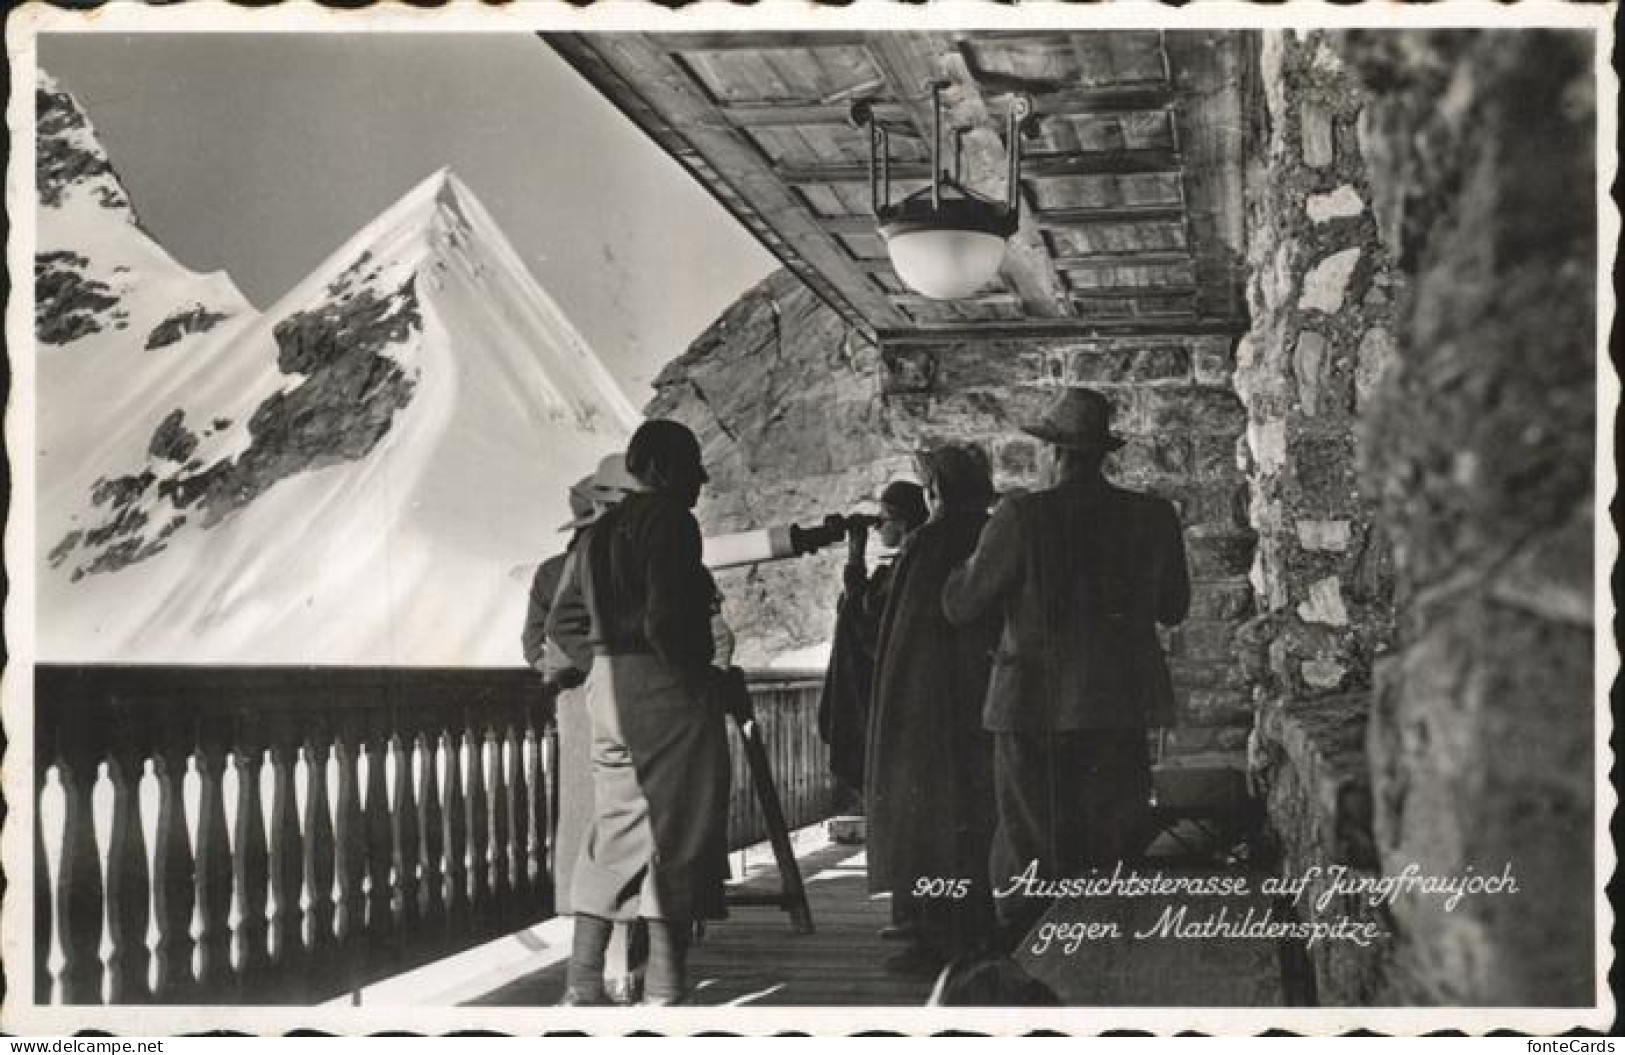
(1196, 341), (1228, 386)
(1353, 325), (1393, 413)
(1177, 483), (1250, 532)
(1296, 576), (1351, 627)
(1300, 657), (1348, 691)
(1298, 247), (1362, 314)
(1114, 436), (1193, 479)
(1133, 346), (1194, 382)
(1141, 388), (1247, 434)
(1296, 519), (1353, 552)
(1192, 435), (1245, 480)
(1170, 658), (1250, 694)
(1183, 688), (1253, 726)
(1189, 580), (1256, 621)
(1301, 99), (1336, 168)
(1248, 418), (1288, 476)
(881, 346), (938, 393)
(1174, 619), (1241, 663)
(1293, 331), (1330, 415)
(996, 437), (1039, 480)
(1307, 184), (1366, 223)
(1067, 345), (1191, 385)
(1289, 434), (1359, 509)
(1188, 534), (1258, 579)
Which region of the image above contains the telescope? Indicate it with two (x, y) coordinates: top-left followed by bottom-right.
(703, 513), (880, 571)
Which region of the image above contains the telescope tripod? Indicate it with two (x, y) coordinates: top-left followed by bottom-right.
(717, 667), (815, 935)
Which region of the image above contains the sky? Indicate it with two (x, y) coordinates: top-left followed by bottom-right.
(36, 32), (777, 404)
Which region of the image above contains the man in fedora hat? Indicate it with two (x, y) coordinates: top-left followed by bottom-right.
(943, 386), (1190, 951)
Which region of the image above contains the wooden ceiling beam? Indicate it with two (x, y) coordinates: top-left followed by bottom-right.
(820, 204), (1189, 235)
(777, 148), (1181, 186)
(544, 32), (905, 335)
(867, 34), (1075, 320)
(888, 292), (1022, 310)
(1066, 285), (1196, 301)
(1054, 250), (1194, 268)
(720, 101), (914, 128)
(1033, 204), (1186, 227)
(719, 86), (1175, 129)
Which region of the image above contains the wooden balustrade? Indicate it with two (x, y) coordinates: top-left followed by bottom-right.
(32, 664), (830, 1006)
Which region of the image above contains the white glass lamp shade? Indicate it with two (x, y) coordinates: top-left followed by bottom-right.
(884, 226), (1008, 300)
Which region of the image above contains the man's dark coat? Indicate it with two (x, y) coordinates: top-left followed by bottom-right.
(943, 476), (1190, 732)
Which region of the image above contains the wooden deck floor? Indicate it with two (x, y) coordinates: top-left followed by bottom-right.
(470, 834), (937, 1007)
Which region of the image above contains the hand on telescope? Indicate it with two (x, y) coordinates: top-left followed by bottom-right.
(846, 518), (869, 565)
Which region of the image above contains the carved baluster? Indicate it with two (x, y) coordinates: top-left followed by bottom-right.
(465, 708), (492, 928)
(35, 759), (55, 1005)
(332, 721), (365, 986)
(266, 715), (304, 995)
(520, 705), (540, 895)
(151, 735), (195, 1003)
(535, 705), (554, 900)
(442, 726), (470, 930)
(105, 719), (153, 1004)
(193, 720), (233, 996)
(390, 717), (420, 933)
(416, 723), (445, 928)
(509, 713), (528, 908)
(487, 710), (512, 920)
(543, 718), (561, 879)
(302, 728), (338, 998)
(232, 717), (271, 996)
(362, 714), (395, 947)
(55, 731), (104, 1004)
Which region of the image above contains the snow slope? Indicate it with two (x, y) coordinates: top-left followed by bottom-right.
(37, 88), (640, 664)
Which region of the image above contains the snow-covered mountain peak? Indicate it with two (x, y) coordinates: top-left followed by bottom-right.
(39, 147), (641, 664)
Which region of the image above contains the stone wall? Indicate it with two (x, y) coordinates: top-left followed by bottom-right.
(1234, 31), (1400, 708)
(650, 273), (1256, 749)
(1234, 30), (1403, 1002)
(1340, 30), (1598, 1006)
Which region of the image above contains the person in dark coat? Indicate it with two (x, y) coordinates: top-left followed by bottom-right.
(865, 444), (1001, 976)
(817, 480), (929, 813)
(943, 387), (1191, 951)
(548, 420), (728, 1006)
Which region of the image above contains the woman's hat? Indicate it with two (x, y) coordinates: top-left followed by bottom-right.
(557, 454), (643, 531)
(1021, 387), (1126, 451)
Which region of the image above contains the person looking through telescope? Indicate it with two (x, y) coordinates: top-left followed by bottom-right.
(817, 480), (929, 817)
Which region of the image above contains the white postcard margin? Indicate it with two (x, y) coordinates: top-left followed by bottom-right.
(3, 0), (1618, 1036)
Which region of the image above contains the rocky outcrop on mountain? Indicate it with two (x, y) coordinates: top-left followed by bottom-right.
(37, 79), (129, 212)
(52, 266), (424, 577)
(36, 249), (125, 345)
(147, 410), (199, 463)
(145, 304), (232, 350)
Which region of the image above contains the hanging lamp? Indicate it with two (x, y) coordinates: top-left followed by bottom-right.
(851, 86), (1032, 301)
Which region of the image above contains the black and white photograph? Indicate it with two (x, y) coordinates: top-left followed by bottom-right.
(3, 2), (1615, 1035)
